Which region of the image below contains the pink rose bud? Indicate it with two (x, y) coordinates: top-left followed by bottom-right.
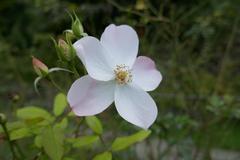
(32, 56), (49, 77)
(58, 39), (67, 47)
(58, 39), (71, 60)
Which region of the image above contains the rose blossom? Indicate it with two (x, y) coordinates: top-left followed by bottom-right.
(67, 24), (162, 129)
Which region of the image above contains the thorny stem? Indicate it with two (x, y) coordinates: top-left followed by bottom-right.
(0, 122), (18, 160)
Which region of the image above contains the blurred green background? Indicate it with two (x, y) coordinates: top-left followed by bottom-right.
(0, 0), (240, 159)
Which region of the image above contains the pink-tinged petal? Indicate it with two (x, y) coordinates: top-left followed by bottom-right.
(114, 84), (158, 129)
(100, 24), (139, 67)
(132, 56), (162, 91)
(67, 75), (115, 116)
(73, 36), (115, 81)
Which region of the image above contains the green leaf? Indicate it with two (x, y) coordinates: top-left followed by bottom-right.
(85, 116), (103, 135)
(25, 117), (50, 127)
(111, 130), (151, 151)
(34, 135), (42, 148)
(54, 118), (68, 130)
(53, 93), (67, 116)
(63, 158), (75, 160)
(42, 126), (64, 160)
(67, 135), (99, 148)
(16, 106), (52, 121)
(93, 152), (112, 160)
(10, 127), (32, 140)
(0, 121), (25, 133)
(67, 111), (75, 117)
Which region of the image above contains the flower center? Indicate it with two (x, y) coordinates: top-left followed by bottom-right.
(114, 64), (132, 84)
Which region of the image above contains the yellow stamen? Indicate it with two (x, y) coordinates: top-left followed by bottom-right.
(114, 64), (132, 84)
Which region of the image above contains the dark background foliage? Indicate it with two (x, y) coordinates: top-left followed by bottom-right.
(0, 0), (240, 159)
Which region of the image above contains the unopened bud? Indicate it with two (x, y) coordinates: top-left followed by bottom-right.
(135, 0), (147, 10)
(58, 39), (75, 61)
(13, 94), (20, 102)
(0, 113), (6, 124)
(72, 17), (84, 38)
(64, 30), (75, 42)
(32, 56), (49, 77)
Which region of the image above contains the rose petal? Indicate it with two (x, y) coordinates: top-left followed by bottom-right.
(114, 84), (158, 129)
(73, 39), (86, 65)
(132, 56), (162, 91)
(73, 36), (115, 81)
(100, 24), (139, 68)
(67, 75), (115, 116)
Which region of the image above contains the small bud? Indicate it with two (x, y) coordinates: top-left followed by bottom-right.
(135, 0), (147, 10)
(57, 39), (75, 61)
(64, 30), (75, 42)
(58, 39), (70, 59)
(0, 113), (6, 124)
(32, 56), (49, 77)
(13, 94), (20, 102)
(72, 17), (84, 38)
(8, 93), (20, 102)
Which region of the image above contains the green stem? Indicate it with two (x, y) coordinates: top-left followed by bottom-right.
(99, 134), (106, 147)
(74, 118), (82, 137)
(69, 61), (80, 78)
(0, 122), (18, 159)
(48, 76), (64, 93)
(73, 65), (80, 77)
(14, 141), (25, 159)
(215, 17), (239, 93)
